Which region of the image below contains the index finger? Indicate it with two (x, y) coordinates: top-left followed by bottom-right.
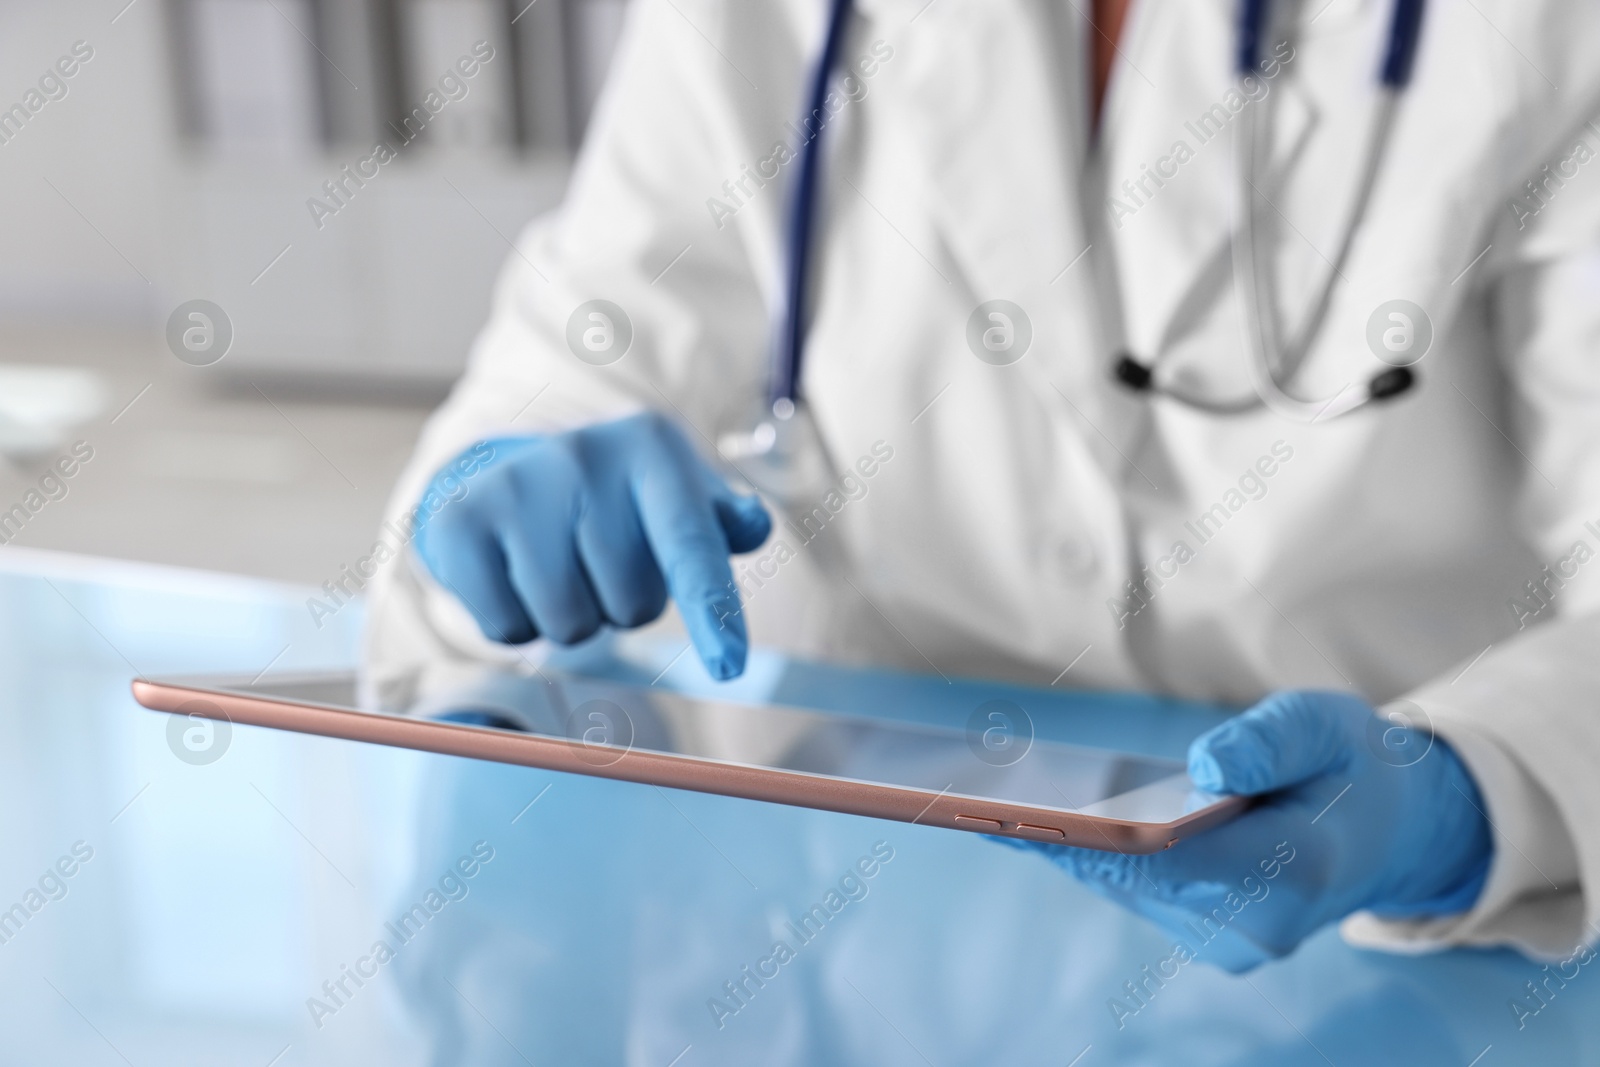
(630, 442), (747, 680)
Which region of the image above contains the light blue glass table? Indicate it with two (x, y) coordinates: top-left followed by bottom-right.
(0, 553), (1588, 1065)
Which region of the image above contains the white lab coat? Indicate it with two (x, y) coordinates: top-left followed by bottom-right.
(367, 0), (1600, 957)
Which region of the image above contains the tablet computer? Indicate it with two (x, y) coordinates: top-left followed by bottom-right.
(131, 668), (1245, 854)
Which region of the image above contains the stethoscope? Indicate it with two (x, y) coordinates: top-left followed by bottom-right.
(717, 0), (855, 503)
(1114, 0), (1428, 421)
(719, 0), (1429, 498)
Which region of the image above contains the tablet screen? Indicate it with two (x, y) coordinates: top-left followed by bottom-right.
(191, 668), (1214, 825)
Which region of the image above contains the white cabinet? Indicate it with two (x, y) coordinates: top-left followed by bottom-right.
(167, 151), (568, 387)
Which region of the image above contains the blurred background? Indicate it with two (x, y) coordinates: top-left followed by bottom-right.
(0, 0), (627, 582)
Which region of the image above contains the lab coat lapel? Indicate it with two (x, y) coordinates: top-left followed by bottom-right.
(895, 1), (1091, 307)
(1103, 0), (1317, 377)
(889, 0), (1148, 458)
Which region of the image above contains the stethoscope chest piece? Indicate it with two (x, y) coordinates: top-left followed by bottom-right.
(717, 398), (840, 507)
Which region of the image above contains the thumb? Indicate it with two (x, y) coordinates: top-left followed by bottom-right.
(712, 492), (773, 554)
(1187, 691), (1364, 796)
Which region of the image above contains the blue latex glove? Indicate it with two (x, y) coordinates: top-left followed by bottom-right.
(413, 412), (772, 679)
(1004, 690), (1494, 972)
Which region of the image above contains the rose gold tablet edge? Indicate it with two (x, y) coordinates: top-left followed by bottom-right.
(131, 678), (1245, 855)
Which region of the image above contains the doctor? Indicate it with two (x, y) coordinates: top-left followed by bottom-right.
(370, 0), (1600, 969)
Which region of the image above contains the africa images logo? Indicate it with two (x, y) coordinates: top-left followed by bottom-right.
(166, 699), (232, 766)
(565, 300), (633, 366)
(165, 300), (233, 367)
(966, 301), (1032, 366)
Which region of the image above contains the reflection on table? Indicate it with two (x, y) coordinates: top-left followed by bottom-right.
(0, 550), (1589, 1065)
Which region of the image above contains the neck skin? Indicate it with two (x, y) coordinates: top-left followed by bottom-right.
(1091, 0), (1133, 135)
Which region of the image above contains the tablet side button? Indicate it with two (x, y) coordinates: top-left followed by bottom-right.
(953, 815), (1003, 831)
(1015, 824), (1066, 841)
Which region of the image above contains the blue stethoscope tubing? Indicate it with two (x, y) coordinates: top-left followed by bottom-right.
(773, 0), (856, 413)
(1238, 0), (1426, 89)
(766, 0), (1429, 430)
(715, 0), (853, 503)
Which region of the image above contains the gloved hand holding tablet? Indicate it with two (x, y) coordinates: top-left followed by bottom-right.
(1000, 691), (1494, 971)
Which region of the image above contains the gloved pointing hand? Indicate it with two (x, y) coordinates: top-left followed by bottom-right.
(1003, 690), (1494, 972)
(413, 411), (772, 679)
